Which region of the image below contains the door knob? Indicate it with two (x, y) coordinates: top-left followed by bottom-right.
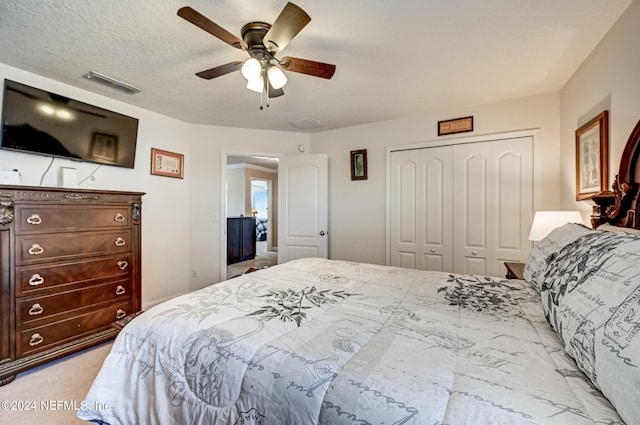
(319, 231), (326, 236)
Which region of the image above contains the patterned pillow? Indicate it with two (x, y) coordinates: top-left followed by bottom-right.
(523, 223), (594, 292)
(536, 229), (640, 425)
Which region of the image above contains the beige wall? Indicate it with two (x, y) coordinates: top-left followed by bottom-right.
(560, 1), (640, 221)
(310, 92), (562, 265)
(226, 163), (279, 249)
(2, 0), (636, 303)
(226, 166), (245, 217)
(0, 62), (309, 307)
(243, 166), (278, 250)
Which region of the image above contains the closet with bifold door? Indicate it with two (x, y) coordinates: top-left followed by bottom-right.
(389, 135), (533, 277)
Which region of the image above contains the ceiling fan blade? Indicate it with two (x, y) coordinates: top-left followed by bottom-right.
(264, 2), (311, 53)
(195, 61), (244, 80)
(178, 7), (246, 50)
(280, 56), (336, 79)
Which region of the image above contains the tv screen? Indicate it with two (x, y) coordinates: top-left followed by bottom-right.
(1, 79), (138, 168)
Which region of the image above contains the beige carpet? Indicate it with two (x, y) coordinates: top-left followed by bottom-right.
(0, 341), (112, 424)
(227, 241), (277, 278)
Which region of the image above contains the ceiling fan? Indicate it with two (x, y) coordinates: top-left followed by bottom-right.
(177, 2), (336, 104)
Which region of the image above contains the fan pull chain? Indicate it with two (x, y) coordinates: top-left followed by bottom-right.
(258, 81), (270, 110)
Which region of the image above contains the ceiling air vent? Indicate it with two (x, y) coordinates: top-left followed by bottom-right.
(84, 71), (141, 94)
(289, 118), (325, 131)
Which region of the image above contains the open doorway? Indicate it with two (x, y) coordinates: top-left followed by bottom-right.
(225, 155), (279, 278)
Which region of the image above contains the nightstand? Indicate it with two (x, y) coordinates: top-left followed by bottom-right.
(504, 261), (525, 279)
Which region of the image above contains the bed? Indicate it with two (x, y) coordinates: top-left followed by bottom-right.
(256, 218), (268, 241)
(78, 120), (640, 425)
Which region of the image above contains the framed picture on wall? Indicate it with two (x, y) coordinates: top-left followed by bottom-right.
(151, 148), (184, 179)
(350, 149), (368, 181)
(575, 110), (608, 200)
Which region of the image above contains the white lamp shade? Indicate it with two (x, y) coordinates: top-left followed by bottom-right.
(246, 76), (264, 93)
(267, 65), (287, 89)
(241, 58), (262, 81)
(528, 211), (584, 241)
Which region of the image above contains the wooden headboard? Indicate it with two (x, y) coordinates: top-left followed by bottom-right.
(592, 119), (640, 229)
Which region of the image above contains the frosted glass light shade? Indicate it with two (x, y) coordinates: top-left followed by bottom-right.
(246, 76), (264, 93)
(241, 58), (261, 81)
(528, 211), (584, 241)
(267, 65), (287, 89)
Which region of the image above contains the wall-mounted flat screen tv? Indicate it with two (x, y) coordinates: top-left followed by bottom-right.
(1, 79), (138, 168)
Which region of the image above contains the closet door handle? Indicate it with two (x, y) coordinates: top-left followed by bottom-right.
(114, 237), (126, 247)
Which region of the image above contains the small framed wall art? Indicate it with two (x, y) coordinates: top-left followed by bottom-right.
(438, 116), (473, 136)
(151, 148), (184, 179)
(350, 149), (368, 181)
(575, 110), (608, 200)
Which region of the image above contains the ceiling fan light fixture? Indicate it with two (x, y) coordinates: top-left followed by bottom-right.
(241, 58), (262, 81)
(247, 76), (264, 93)
(267, 65), (287, 89)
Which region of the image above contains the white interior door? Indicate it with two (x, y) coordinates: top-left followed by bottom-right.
(453, 144), (491, 275)
(389, 134), (533, 277)
(453, 137), (533, 276)
(278, 154), (328, 263)
(390, 147), (453, 271)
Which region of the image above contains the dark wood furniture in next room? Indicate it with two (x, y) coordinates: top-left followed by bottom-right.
(227, 216), (256, 265)
(0, 185), (143, 385)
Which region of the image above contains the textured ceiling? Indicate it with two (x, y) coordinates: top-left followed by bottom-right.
(0, 0), (632, 133)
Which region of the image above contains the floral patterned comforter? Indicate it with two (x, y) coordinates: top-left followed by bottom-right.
(78, 258), (624, 424)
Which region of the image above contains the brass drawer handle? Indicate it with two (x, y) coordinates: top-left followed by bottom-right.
(28, 244), (44, 255)
(114, 237), (126, 247)
(28, 303), (44, 316)
(26, 214), (42, 225)
(28, 274), (45, 286)
(116, 285), (126, 295)
(117, 260), (129, 270)
(116, 309), (127, 320)
(114, 213), (125, 222)
(29, 333), (44, 346)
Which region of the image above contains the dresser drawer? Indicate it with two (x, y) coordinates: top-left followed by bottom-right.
(16, 254), (132, 296)
(17, 280), (131, 326)
(16, 205), (131, 234)
(17, 301), (132, 357)
(16, 230), (132, 266)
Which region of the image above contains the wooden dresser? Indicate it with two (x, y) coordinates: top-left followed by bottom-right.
(227, 216), (256, 265)
(0, 185), (143, 385)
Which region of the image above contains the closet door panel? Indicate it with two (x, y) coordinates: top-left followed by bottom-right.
(421, 148), (453, 271)
(389, 135), (532, 276)
(492, 137), (533, 274)
(454, 147), (490, 275)
(390, 151), (418, 268)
